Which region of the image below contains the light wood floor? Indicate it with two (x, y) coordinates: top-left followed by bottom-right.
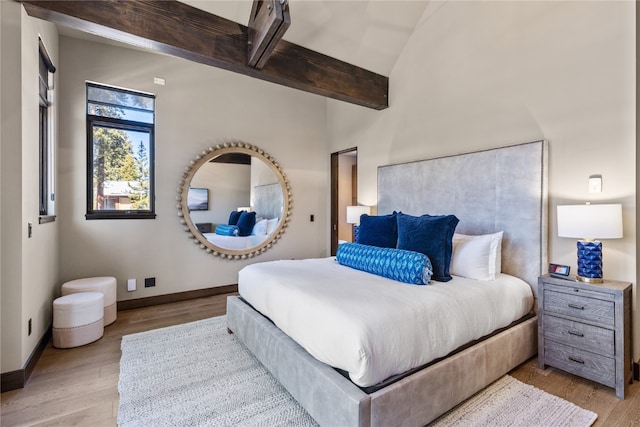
(2, 294), (639, 426)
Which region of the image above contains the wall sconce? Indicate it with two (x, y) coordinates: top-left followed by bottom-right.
(346, 205), (371, 242)
(557, 203), (623, 283)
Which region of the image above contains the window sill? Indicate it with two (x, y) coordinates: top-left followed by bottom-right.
(39, 215), (56, 224)
(86, 212), (156, 220)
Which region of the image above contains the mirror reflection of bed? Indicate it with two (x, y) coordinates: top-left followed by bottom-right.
(179, 143), (289, 259)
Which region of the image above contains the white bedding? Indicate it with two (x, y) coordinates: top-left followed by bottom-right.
(238, 257), (534, 388)
(203, 233), (268, 250)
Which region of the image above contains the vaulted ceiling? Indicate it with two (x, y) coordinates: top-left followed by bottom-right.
(185, 1), (428, 77)
(35, 1), (429, 108)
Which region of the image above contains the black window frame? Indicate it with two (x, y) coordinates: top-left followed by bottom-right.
(86, 82), (156, 220)
(39, 38), (56, 224)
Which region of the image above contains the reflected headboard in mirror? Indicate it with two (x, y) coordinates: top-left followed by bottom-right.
(177, 142), (292, 260)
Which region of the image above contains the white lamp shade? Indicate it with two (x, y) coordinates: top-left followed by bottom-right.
(557, 204), (623, 239)
(346, 206), (371, 225)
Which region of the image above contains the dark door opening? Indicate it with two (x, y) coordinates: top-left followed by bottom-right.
(330, 148), (357, 255)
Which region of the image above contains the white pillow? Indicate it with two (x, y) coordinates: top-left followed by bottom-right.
(450, 231), (503, 281)
(251, 219), (268, 236)
(265, 218), (279, 235)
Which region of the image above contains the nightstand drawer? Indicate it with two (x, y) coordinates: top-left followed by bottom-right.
(545, 342), (615, 388)
(543, 289), (614, 326)
(543, 315), (614, 355)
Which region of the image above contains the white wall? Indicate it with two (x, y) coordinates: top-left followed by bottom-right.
(58, 36), (328, 301)
(327, 1), (637, 358)
(1, 5), (59, 373)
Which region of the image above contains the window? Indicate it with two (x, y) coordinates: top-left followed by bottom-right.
(39, 38), (56, 223)
(86, 82), (155, 219)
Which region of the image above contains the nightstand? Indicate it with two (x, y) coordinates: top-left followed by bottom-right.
(537, 275), (632, 399)
(195, 223), (213, 233)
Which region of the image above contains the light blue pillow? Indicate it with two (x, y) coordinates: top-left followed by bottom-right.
(215, 224), (239, 236)
(336, 243), (433, 285)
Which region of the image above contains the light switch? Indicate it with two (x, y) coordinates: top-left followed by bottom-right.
(588, 175), (602, 193)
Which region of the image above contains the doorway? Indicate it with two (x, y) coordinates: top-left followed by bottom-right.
(330, 148), (358, 255)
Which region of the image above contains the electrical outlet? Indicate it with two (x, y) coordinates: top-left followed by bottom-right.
(28, 318), (32, 336)
(144, 277), (156, 288)
(127, 279), (136, 292)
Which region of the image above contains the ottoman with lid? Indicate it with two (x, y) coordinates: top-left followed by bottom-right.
(53, 292), (104, 348)
(61, 276), (117, 326)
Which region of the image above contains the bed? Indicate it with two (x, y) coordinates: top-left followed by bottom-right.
(227, 140), (548, 426)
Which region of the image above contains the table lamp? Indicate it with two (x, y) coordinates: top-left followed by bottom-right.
(346, 205), (371, 242)
(557, 203), (623, 283)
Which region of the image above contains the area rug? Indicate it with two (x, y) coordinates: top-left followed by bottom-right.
(118, 316), (597, 427)
(428, 375), (598, 426)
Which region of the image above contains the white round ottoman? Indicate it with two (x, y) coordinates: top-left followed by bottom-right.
(53, 292), (104, 348)
(61, 277), (117, 326)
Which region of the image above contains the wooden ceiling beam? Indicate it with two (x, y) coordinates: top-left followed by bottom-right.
(21, 0), (388, 110)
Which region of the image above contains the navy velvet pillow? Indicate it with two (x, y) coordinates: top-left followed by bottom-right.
(396, 213), (459, 282)
(357, 213), (398, 248)
(236, 211), (257, 236)
(228, 210), (243, 226)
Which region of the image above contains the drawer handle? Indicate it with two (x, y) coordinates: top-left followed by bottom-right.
(568, 329), (584, 337)
(568, 303), (585, 310)
(568, 356), (585, 364)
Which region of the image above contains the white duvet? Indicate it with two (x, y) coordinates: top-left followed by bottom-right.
(238, 257), (533, 388)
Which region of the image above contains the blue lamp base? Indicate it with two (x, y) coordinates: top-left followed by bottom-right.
(353, 225), (360, 243)
(577, 240), (603, 283)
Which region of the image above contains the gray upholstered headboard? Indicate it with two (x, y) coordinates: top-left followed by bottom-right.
(254, 183), (283, 220)
(378, 141), (548, 294)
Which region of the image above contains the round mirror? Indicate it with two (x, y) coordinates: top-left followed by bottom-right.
(177, 142), (291, 259)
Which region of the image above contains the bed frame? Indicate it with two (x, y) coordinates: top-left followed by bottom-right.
(227, 140), (548, 426)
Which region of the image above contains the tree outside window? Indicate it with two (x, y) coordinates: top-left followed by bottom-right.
(86, 82), (155, 219)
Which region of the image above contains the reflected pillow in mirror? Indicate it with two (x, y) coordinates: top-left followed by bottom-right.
(266, 218), (279, 235)
(237, 211), (257, 236)
(215, 224), (239, 236)
(252, 219), (268, 236)
(228, 210), (243, 225)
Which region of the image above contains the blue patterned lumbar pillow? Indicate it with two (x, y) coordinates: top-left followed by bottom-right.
(336, 243), (433, 285)
(214, 224), (239, 236)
